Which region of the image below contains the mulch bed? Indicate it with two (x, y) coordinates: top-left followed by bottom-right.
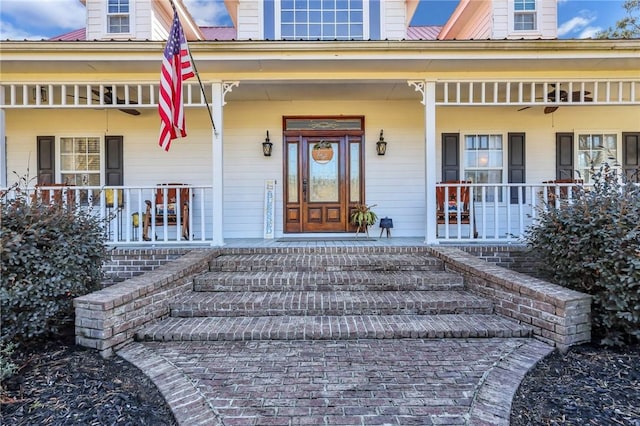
(511, 343), (640, 426)
(2, 334), (638, 426)
(1, 333), (176, 426)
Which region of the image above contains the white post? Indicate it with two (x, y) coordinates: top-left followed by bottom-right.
(211, 82), (225, 246)
(424, 81), (438, 244)
(0, 87), (6, 187)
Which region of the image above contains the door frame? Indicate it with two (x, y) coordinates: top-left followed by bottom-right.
(282, 116), (366, 233)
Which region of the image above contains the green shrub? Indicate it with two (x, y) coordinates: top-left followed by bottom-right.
(0, 341), (17, 387)
(524, 165), (640, 346)
(1, 182), (107, 347)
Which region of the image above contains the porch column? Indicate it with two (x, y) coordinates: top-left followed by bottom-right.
(424, 81), (437, 244)
(0, 88), (6, 187)
(211, 82), (225, 246)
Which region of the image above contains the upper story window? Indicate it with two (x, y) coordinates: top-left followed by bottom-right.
(107, 0), (130, 34)
(281, 0), (365, 40)
(513, 0), (536, 31)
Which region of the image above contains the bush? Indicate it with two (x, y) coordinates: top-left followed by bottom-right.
(1, 182), (108, 347)
(524, 165), (640, 346)
(0, 341), (17, 387)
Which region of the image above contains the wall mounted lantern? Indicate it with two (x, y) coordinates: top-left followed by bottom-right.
(262, 131), (273, 157)
(376, 130), (387, 156)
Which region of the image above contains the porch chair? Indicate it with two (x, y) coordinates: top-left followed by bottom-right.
(142, 183), (191, 241)
(542, 179), (584, 204)
(32, 183), (76, 207)
(436, 180), (477, 238)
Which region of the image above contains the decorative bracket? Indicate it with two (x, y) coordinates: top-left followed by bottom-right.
(408, 81), (426, 106)
(222, 81), (239, 106)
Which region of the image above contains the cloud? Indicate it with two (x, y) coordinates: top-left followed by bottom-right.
(1, 0), (85, 30)
(578, 26), (603, 39)
(0, 19), (47, 40)
(557, 10), (597, 37)
(183, 0), (232, 26)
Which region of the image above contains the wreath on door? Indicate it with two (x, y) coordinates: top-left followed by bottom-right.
(312, 140), (333, 164)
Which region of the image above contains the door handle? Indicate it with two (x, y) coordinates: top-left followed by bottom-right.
(303, 178), (307, 202)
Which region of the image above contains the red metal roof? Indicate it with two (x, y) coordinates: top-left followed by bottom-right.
(199, 27), (237, 40)
(406, 26), (442, 40)
(49, 28), (86, 41)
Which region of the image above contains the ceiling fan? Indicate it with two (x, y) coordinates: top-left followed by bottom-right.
(68, 86), (141, 116)
(518, 85), (592, 114)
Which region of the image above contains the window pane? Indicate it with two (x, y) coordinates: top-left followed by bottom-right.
(281, 0), (364, 40)
(514, 13), (535, 31)
(59, 136), (102, 188)
(282, 11), (294, 22)
(61, 138), (73, 153)
(350, 143), (360, 202)
(287, 143), (298, 203)
(577, 133), (618, 183)
(309, 142), (339, 202)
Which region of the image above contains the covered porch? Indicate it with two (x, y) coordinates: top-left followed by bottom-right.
(2, 40), (639, 246)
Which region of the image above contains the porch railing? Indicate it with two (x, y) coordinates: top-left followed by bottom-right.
(435, 181), (587, 242)
(1, 182), (599, 244)
(2, 184), (212, 245)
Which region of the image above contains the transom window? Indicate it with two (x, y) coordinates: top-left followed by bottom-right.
(464, 134), (504, 201)
(577, 134), (618, 183)
(514, 0), (536, 31)
(281, 0), (364, 40)
(107, 0), (130, 33)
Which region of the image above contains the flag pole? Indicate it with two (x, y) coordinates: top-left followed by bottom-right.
(187, 50), (217, 134)
(168, 0), (217, 134)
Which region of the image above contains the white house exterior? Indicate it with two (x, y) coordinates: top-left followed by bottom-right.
(1, 0), (639, 246)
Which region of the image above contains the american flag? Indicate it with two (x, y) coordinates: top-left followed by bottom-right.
(158, 11), (195, 151)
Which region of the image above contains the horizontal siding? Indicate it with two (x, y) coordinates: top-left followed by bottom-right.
(85, 1), (103, 40)
(382, 0), (407, 40)
(540, 0), (558, 38)
(237, 0), (261, 40)
(492, 0), (509, 39)
(132, 0), (152, 40)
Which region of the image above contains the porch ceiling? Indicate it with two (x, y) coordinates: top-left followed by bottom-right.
(225, 80), (417, 101)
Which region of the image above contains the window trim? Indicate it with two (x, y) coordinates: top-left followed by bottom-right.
(56, 134), (105, 186)
(105, 0), (133, 37)
(274, 0), (370, 41)
(575, 130), (620, 183)
(508, 0), (541, 35)
(462, 132), (507, 203)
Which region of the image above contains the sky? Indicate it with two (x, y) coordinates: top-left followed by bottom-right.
(0, 0), (630, 40)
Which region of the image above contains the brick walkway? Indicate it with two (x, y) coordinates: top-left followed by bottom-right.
(119, 337), (553, 426)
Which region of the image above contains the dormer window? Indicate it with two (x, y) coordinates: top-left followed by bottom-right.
(107, 0), (130, 33)
(280, 0), (365, 40)
(513, 0), (536, 31)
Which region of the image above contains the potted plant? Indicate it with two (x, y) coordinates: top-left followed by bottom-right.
(350, 203), (378, 237)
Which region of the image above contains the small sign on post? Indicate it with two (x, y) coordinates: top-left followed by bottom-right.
(264, 179), (276, 239)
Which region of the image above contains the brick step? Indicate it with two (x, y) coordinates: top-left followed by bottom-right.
(193, 270), (464, 292)
(208, 253), (444, 273)
(170, 290), (493, 317)
(136, 314), (533, 342)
